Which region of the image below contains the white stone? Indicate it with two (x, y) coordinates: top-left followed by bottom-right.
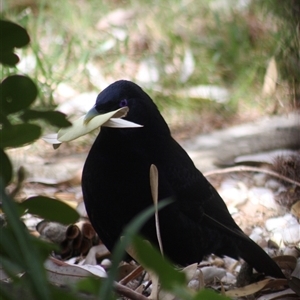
(249, 187), (277, 208)
(283, 224), (300, 246)
(265, 217), (286, 231)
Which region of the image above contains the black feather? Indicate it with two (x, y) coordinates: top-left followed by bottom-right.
(82, 80), (284, 278)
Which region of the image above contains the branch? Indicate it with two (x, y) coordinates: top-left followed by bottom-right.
(204, 165), (300, 187)
(114, 281), (149, 300)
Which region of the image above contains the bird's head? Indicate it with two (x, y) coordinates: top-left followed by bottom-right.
(43, 80), (170, 148)
(84, 80), (170, 135)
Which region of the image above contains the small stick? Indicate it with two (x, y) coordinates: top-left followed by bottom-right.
(114, 281), (149, 300)
(119, 265), (144, 286)
(204, 165), (300, 187)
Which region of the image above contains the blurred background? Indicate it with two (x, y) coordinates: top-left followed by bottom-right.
(2, 0), (300, 138)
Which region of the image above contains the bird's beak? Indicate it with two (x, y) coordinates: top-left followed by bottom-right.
(84, 106), (100, 124)
(43, 105), (141, 149)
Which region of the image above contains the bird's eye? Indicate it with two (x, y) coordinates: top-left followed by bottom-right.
(119, 99), (128, 107)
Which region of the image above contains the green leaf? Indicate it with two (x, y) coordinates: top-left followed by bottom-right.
(0, 20), (30, 49)
(0, 180), (52, 300)
(132, 235), (186, 291)
(19, 196), (80, 224)
(76, 277), (102, 295)
(21, 110), (72, 128)
(0, 52), (19, 66)
(50, 286), (80, 300)
(0, 283), (16, 300)
(0, 149), (12, 185)
(0, 255), (23, 277)
(0, 123), (41, 148)
(0, 20), (30, 66)
(0, 75), (38, 115)
(99, 198), (172, 300)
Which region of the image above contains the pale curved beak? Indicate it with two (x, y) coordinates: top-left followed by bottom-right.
(84, 106), (100, 124)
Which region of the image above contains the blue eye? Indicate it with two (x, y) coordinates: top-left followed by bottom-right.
(119, 99), (128, 107)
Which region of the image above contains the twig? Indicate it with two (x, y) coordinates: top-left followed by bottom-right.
(119, 264), (144, 285)
(114, 281), (149, 300)
(204, 165), (300, 187)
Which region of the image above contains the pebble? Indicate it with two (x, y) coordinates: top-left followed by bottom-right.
(252, 173), (267, 187)
(283, 224), (300, 246)
(101, 258), (112, 268)
(188, 279), (201, 290)
(221, 272), (236, 284)
(252, 227), (263, 235)
(249, 231), (263, 244)
(265, 179), (283, 191)
(270, 231), (284, 248)
(201, 266), (226, 283)
(265, 214), (298, 232)
(248, 187), (277, 208)
(218, 179), (248, 206)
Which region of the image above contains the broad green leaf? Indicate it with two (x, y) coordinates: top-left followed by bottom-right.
(57, 107), (129, 142)
(21, 110), (72, 127)
(0, 20), (30, 49)
(0, 180), (52, 300)
(0, 20), (30, 66)
(0, 123), (41, 148)
(99, 199), (172, 300)
(0, 283), (16, 300)
(132, 236), (186, 291)
(0, 149), (12, 185)
(0, 75), (37, 114)
(0, 52), (19, 66)
(76, 277), (102, 295)
(19, 196), (80, 224)
(0, 254), (24, 279)
(50, 286), (80, 300)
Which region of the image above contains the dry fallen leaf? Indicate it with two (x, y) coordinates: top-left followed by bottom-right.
(256, 288), (297, 300)
(226, 278), (287, 298)
(45, 256), (106, 286)
(83, 244), (110, 265)
(291, 201), (300, 218)
(262, 56), (278, 96)
(273, 255), (297, 272)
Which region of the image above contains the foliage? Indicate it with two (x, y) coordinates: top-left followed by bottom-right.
(3, 0), (296, 122)
(0, 19), (79, 299)
(260, 0), (300, 100)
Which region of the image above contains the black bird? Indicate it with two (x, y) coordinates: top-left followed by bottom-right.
(82, 80), (284, 278)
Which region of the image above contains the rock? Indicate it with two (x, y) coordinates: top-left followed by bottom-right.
(265, 179), (283, 191)
(201, 266), (226, 283)
(248, 187), (277, 208)
(283, 224), (300, 246)
(252, 173), (267, 187)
